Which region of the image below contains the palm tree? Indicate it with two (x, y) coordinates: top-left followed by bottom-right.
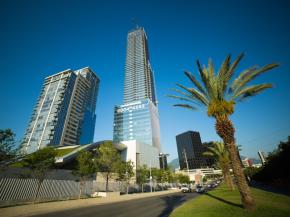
(203, 142), (234, 191)
(168, 53), (278, 210)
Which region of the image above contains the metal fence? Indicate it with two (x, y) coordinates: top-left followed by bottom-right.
(0, 178), (94, 206)
(0, 178), (146, 206)
(0, 178), (174, 206)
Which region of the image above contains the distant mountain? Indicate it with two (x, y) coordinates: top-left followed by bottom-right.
(168, 158), (180, 170)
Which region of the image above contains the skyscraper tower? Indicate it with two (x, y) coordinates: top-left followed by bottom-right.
(124, 27), (157, 105)
(113, 27), (161, 168)
(22, 67), (100, 154)
(258, 150), (267, 165)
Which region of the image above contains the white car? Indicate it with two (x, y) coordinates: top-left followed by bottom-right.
(181, 186), (191, 193)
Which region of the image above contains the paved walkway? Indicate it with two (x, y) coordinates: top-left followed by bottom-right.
(1, 189), (180, 217)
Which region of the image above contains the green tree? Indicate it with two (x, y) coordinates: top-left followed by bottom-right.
(168, 171), (179, 183)
(22, 147), (56, 201)
(169, 53), (278, 210)
(74, 150), (96, 198)
(95, 141), (121, 192)
(151, 167), (161, 183)
(203, 142), (234, 191)
(136, 165), (149, 192)
(160, 169), (170, 183)
(117, 160), (134, 194)
(178, 173), (190, 184)
(0, 129), (17, 163)
(253, 136), (290, 189)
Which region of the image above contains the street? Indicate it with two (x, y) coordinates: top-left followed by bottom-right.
(30, 192), (199, 217)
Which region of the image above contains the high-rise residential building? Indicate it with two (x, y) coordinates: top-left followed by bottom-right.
(242, 158), (253, 167)
(113, 27), (161, 168)
(258, 150), (267, 165)
(22, 67), (100, 154)
(176, 131), (207, 170)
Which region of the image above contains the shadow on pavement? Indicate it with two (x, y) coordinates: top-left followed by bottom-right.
(158, 195), (186, 217)
(204, 192), (243, 209)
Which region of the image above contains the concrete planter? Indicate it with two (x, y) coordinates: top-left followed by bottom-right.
(91, 192), (120, 198)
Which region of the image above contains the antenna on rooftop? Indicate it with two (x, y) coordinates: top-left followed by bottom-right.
(132, 18), (139, 29)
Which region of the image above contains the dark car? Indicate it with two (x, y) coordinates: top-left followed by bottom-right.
(195, 185), (205, 193)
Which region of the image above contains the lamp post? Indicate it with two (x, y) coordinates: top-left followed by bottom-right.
(149, 160), (152, 193)
(183, 149), (190, 176)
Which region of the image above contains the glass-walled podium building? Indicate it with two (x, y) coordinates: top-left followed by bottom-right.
(113, 99), (161, 152)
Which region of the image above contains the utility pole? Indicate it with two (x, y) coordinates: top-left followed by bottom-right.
(183, 148), (190, 176)
(149, 160), (152, 193)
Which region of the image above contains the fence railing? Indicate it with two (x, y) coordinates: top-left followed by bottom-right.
(0, 178), (95, 206)
(0, 178), (175, 206)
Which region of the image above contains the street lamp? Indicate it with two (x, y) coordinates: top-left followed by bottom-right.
(149, 160), (152, 192)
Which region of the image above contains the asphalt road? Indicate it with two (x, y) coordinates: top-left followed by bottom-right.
(31, 192), (199, 217)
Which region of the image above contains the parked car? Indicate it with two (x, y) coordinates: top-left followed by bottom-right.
(181, 185), (191, 193)
(195, 185), (205, 193)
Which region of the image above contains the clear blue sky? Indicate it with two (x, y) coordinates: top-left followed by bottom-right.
(1, 0), (290, 161)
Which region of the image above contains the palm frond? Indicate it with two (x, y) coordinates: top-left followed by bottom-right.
(173, 104), (197, 110)
(230, 63), (278, 95)
(197, 60), (212, 97)
(197, 60), (207, 85)
(217, 55), (231, 98)
(208, 59), (215, 78)
(203, 151), (214, 157)
(229, 66), (257, 93)
(176, 83), (209, 106)
(233, 83), (273, 102)
(204, 63), (218, 100)
(217, 53), (244, 98)
(170, 88), (194, 98)
(167, 94), (200, 105)
(227, 53), (244, 81)
(218, 54), (231, 79)
(184, 71), (207, 95)
(169, 88), (204, 107)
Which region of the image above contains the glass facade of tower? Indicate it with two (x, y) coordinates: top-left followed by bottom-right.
(113, 99), (160, 151)
(113, 27), (161, 153)
(22, 67), (100, 154)
(176, 131), (207, 170)
(124, 27), (157, 105)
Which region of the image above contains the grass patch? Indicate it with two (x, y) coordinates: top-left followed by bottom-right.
(170, 183), (290, 217)
(55, 148), (77, 157)
(9, 148), (77, 167)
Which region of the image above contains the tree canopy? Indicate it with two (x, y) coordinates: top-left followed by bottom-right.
(95, 141), (121, 192)
(0, 129), (17, 162)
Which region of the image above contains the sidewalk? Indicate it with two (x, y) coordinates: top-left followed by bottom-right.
(1, 189), (180, 217)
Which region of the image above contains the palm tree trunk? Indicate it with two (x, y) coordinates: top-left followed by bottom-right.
(216, 116), (255, 210)
(222, 171), (230, 189)
(223, 168), (234, 191)
(228, 173), (235, 191)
